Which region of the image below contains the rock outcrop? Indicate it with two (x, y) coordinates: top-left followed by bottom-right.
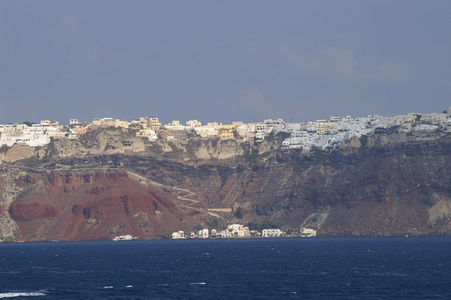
(3, 170), (192, 241)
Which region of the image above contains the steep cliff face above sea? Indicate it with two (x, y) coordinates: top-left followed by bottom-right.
(2, 170), (191, 242)
(1, 127), (451, 242)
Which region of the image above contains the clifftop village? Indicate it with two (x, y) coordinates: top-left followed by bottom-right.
(1, 107), (451, 152)
(1, 109), (451, 240)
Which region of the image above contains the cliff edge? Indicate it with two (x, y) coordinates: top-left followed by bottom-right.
(1, 127), (451, 241)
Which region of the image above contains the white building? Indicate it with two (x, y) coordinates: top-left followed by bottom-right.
(172, 231), (185, 239)
(186, 120), (202, 128)
(0, 123), (52, 147)
(194, 126), (219, 138)
(414, 124), (439, 131)
(164, 120), (188, 131)
(198, 228), (209, 239)
(262, 228), (283, 237)
(281, 115), (386, 152)
(112, 234), (136, 241)
(300, 228), (317, 237)
(227, 224), (250, 237)
(219, 230), (230, 238)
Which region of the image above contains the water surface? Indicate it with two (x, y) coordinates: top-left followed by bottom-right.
(1, 237), (450, 299)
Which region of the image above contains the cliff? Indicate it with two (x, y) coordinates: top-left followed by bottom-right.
(1, 127), (451, 241)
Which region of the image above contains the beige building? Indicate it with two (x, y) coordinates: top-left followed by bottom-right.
(136, 128), (157, 141)
(92, 118), (130, 128)
(40, 120), (59, 126)
(139, 117), (161, 131)
(136, 128), (152, 137)
(149, 117), (161, 130)
(164, 120), (187, 131)
(194, 126), (219, 138)
(206, 122), (222, 127)
(219, 125), (235, 140)
(186, 120), (202, 128)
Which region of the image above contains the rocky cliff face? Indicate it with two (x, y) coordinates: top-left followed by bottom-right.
(1, 127), (451, 241)
(1, 169), (191, 242)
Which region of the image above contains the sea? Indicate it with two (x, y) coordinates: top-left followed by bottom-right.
(1, 237), (451, 299)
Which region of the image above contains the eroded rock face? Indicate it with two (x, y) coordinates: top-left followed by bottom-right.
(10, 202), (58, 222)
(1, 129), (451, 241)
(6, 171), (192, 241)
(0, 145), (35, 163)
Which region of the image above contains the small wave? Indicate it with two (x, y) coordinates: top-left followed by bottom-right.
(281, 291), (297, 295)
(370, 272), (408, 277)
(125, 285), (133, 288)
(0, 292), (46, 298)
(190, 282), (206, 285)
(103, 286), (114, 289)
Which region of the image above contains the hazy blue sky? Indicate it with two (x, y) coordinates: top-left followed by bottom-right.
(1, 1), (450, 125)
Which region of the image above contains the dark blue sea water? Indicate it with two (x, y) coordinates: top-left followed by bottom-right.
(1, 237), (451, 299)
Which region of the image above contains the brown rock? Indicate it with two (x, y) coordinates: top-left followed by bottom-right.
(9, 202), (58, 222)
(7, 171), (192, 241)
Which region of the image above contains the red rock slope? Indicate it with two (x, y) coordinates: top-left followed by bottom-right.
(9, 171), (191, 241)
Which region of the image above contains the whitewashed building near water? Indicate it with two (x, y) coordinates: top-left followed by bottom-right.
(219, 230), (230, 238)
(227, 224), (250, 237)
(198, 228), (209, 239)
(112, 234), (136, 241)
(262, 229), (283, 237)
(300, 228), (317, 237)
(172, 231), (185, 239)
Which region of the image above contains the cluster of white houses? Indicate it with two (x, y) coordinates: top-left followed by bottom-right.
(1, 109), (451, 151)
(171, 224), (317, 239)
(281, 115), (387, 151)
(172, 224), (253, 239)
(0, 119), (85, 147)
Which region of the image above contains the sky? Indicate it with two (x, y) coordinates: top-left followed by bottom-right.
(1, 1), (450, 125)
